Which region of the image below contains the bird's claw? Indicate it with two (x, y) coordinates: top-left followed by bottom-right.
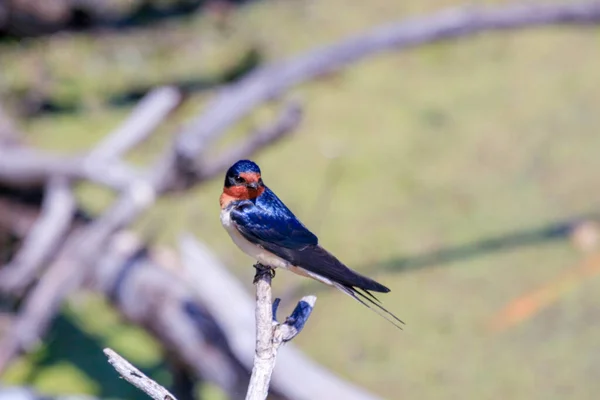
(253, 263), (275, 283)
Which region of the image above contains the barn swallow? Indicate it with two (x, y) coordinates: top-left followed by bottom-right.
(220, 159), (404, 329)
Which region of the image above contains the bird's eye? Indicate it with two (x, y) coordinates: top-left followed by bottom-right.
(258, 178), (263, 185)
(234, 175), (245, 184)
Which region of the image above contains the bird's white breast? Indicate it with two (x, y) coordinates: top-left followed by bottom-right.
(220, 208), (291, 269)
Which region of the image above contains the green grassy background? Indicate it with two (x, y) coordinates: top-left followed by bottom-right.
(2, 0), (600, 399)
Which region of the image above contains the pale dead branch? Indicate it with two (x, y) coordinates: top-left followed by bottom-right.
(246, 263), (317, 400)
(104, 348), (177, 400)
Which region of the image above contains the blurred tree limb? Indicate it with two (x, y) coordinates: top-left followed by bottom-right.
(175, 0), (600, 163)
(0, 177), (75, 295)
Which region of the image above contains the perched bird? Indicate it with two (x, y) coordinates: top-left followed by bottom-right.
(220, 159), (404, 329)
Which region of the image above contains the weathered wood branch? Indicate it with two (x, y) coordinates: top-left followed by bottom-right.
(246, 264), (317, 400)
(246, 264), (276, 400)
(104, 348), (177, 400)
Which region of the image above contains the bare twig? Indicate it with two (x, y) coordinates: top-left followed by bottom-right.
(175, 1), (600, 164)
(88, 86), (183, 161)
(104, 348), (177, 400)
(0, 177), (75, 295)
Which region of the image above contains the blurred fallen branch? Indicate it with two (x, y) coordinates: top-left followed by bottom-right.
(175, 1), (600, 164)
(0, 177), (75, 295)
(104, 348), (177, 400)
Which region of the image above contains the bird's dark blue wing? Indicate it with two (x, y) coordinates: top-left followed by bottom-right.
(230, 189), (318, 249)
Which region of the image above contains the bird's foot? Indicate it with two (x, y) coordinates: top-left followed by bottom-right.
(253, 263), (275, 283)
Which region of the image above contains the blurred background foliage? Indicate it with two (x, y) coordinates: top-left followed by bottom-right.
(2, 0), (600, 399)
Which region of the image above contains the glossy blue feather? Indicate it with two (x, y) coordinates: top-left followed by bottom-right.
(230, 187), (318, 249)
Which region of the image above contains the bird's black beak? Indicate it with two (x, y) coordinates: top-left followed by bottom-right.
(247, 182), (259, 190)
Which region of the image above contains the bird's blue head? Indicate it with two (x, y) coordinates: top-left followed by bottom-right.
(225, 160), (261, 184)
(220, 160), (265, 208)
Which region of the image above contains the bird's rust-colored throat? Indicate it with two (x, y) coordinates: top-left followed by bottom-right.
(220, 172), (264, 208)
